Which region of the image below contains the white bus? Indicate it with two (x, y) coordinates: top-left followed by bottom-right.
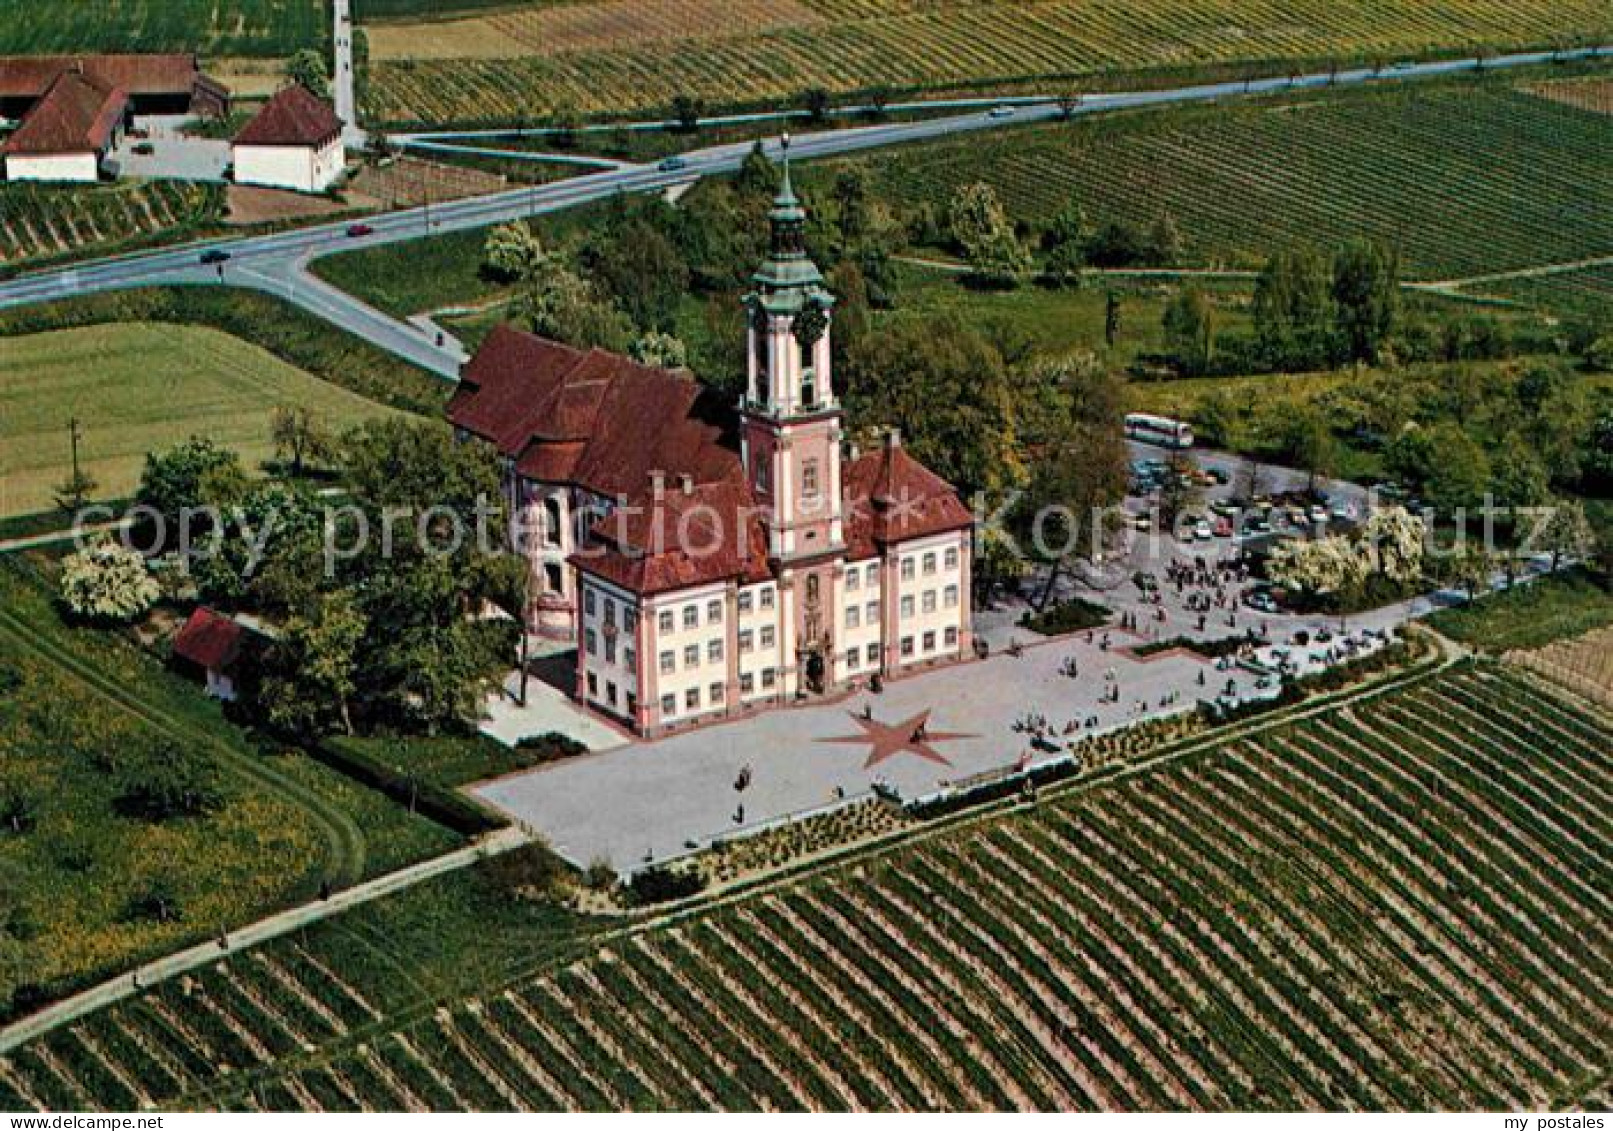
(1125, 413), (1195, 449)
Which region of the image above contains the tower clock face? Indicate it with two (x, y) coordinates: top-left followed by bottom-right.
(793, 304), (829, 347)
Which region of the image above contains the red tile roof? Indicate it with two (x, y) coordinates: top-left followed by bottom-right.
(576, 477), (773, 597)
(172, 608), (245, 671)
(2, 70), (127, 156)
(843, 438), (975, 553)
(454, 325), (971, 595)
(234, 83), (341, 148)
(0, 53), (202, 99)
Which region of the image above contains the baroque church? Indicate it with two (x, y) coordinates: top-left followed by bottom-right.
(449, 149), (974, 736)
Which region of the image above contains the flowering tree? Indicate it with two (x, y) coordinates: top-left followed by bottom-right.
(59, 540), (160, 623)
(1267, 534), (1371, 598)
(1361, 506), (1426, 585)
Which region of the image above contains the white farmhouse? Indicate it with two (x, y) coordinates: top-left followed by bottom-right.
(231, 83), (344, 194)
(2, 70), (128, 183)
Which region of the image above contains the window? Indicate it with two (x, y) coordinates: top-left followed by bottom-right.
(802, 459), (819, 499)
(901, 557), (915, 581)
(658, 609), (674, 634)
(741, 671), (755, 694)
(660, 693), (676, 716)
(586, 672), (598, 696)
(738, 590), (753, 614)
(760, 626), (775, 648)
(685, 688), (700, 710)
(945, 584), (959, 609)
(544, 496), (563, 548)
(866, 643), (880, 664)
(585, 590), (597, 616)
(866, 564), (878, 587)
(945, 626), (959, 648)
(606, 682), (618, 707)
(845, 568), (860, 592)
(900, 595), (915, 619)
(867, 600), (879, 624)
(901, 636), (915, 658)
(846, 648), (860, 669)
(707, 599), (723, 624)
(625, 610), (638, 634)
(739, 629), (754, 654)
(624, 646), (636, 670)
(923, 630), (936, 653)
(543, 562), (563, 593)
(603, 599), (616, 627)
(923, 552), (937, 576)
(761, 667), (777, 689)
(604, 636), (616, 663)
(923, 590), (937, 614)
(659, 650), (675, 675)
(626, 692), (637, 715)
(944, 547), (959, 570)
(584, 629), (598, 656)
(760, 586), (775, 610)
(845, 605), (860, 630)
(684, 644), (700, 668)
(682, 605), (698, 630)
(708, 639), (723, 664)
(754, 455), (771, 492)
(710, 682), (726, 705)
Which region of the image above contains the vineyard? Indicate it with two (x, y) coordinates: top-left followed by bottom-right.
(807, 82), (1613, 282)
(5, 664), (1609, 1111)
(1509, 627), (1613, 709)
(359, 0), (1613, 123)
(1463, 263), (1613, 322)
(1526, 76), (1613, 115)
(0, 0), (324, 56)
(0, 183), (222, 271)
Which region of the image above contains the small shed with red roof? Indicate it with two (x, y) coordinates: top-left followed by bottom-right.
(2, 70), (129, 183)
(171, 608), (250, 701)
(231, 83), (345, 193)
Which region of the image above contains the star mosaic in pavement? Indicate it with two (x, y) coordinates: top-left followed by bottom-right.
(818, 709), (976, 769)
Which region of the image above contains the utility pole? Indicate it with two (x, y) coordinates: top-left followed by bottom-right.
(69, 417), (84, 489)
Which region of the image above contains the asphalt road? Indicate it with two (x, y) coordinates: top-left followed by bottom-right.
(0, 46), (1604, 380)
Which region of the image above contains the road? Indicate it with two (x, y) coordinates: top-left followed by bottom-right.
(0, 46), (1604, 381)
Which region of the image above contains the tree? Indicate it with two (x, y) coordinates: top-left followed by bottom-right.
(1191, 389), (1243, 449)
(122, 877), (183, 924)
(0, 787), (36, 836)
(843, 316), (1022, 498)
(1423, 424), (1492, 516)
(800, 87), (831, 123)
(53, 417), (97, 512)
(261, 590), (367, 735)
(1332, 239), (1399, 363)
(1253, 244), (1333, 369)
(514, 263), (633, 353)
(630, 331), (689, 369)
(1384, 424), (1439, 495)
(1040, 197), (1088, 288)
(284, 49), (329, 98)
(735, 141), (779, 197)
(1583, 410), (1613, 492)
(117, 744), (225, 821)
(1279, 404), (1340, 493)
(136, 437), (247, 535)
(1540, 499), (1594, 572)
(1267, 534), (1371, 600)
(270, 405), (332, 477)
(1487, 438), (1550, 524)
(1156, 450), (1204, 529)
(1445, 541), (1495, 602)
(1017, 355), (1130, 608)
(1086, 219), (1149, 268)
(670, 94), (703, 132)
(1055, 90), (1083, 119)
(1147, 212), (1183, 266)
(1360, 507), (1426, 586)
(59, 540), (159, 623)
(947, 183), (1028, 288)
(580, 218), (688, 332)
(1103, 291), (1122, 348)
(482, 220), (545, 283)
(1162, 287), (1215, 376)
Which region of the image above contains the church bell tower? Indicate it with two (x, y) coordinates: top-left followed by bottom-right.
(740, 136), (844, 563)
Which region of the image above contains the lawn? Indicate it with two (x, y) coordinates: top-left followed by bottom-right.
(358, 0), (1613, 124)
(0, 0), (324, 56)
(308, 226), (508, 318)
(1427, 567), (1613, 651)
(0, 323), (399, 519)
(0, 560), (459, 1023)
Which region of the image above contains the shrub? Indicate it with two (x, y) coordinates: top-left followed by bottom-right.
(1019, 596), (1110, 636)
(115, 745), (225, 821)
(58, 539), (159, 624)
(626, 864), (704, 906)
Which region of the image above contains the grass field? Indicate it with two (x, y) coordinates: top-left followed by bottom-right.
(5, 661), (1610, 1110)
(0, 323), (398, 519)
(0, 0), (324, 56)
(0, 182), (223, 272)
(806, 80), (1613, 284)
(1427, 569), (1613, 652)
(0, 561), (459, 1022)
(358, 0), (1613, 124)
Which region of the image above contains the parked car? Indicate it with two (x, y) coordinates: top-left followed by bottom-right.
(131, 142), (155, 156)
(346, 223), (375, 238)
(1214, 517), (1233, 538)
(199, 249), (231, 265)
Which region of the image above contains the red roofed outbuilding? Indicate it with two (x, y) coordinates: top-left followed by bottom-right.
(2, 70), (128, 183)
(171, 608), (250, 701)
(232, 83), (345, 193)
